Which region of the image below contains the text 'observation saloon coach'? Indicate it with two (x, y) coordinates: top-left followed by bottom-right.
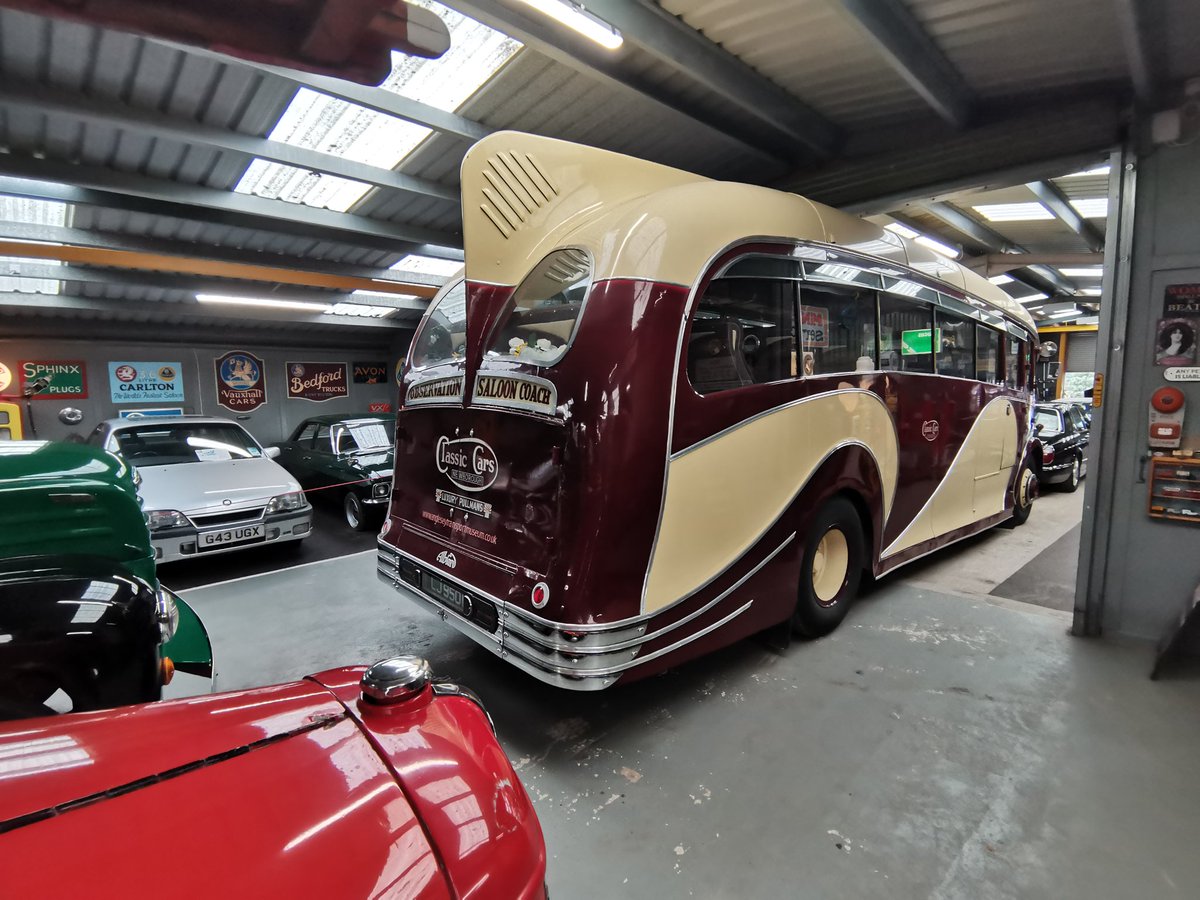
(378, 132), (1041, 690)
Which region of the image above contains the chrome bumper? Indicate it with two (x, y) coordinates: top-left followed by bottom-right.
(377, 541), (759, 691)
(153, 510), (312, 564)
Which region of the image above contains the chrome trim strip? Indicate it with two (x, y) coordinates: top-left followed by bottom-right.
(501, 532), (795, 653)
(503, 601), (754, 679)
(877, 510), (1010, 576)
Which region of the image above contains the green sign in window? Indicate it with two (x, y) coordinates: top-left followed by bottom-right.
(901, 328), (941, 356)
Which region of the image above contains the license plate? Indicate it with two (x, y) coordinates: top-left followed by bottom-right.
(198, 524), (265, 550)
(424, 573), (470, 616)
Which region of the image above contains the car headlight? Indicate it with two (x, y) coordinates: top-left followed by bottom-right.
(372, 480), (392, 500)
(156, 589), (180, 643)
(146, 509), (190, 530)
(266, 492), (306, 513)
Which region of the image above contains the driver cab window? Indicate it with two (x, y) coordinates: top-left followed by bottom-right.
(687, 277), (797, 394)
(295, 422), (319, 445)
(411, 280), (467, 368)
(314, 424), (333, 454)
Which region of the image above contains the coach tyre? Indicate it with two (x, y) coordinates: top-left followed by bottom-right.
(1007, 462), (1036, 527)
(344, 491), (368, 531)
(793, 496), (865, 638)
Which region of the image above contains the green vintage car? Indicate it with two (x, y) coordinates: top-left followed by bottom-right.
(0, 441), (213, 718)
(275, 414), (396, 531)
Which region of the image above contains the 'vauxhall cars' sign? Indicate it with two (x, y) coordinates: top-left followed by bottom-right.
(215, 351), (267, 412)
(286, 361), (348, 402)
(108, 361), (185, 403)
(20, 360), (87, 399)
(436, 435), (499, 492)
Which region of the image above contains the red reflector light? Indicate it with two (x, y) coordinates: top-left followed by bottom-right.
(1042, 445), (1054, 463)
(531, 581), (550, 609)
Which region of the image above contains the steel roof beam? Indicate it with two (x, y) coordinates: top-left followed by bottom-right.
(0, 81), (457, 204)
(1025, 180), (1105, 252)
(1114, 0), (1167, 106)
(832, 0), (974, 128)
(0, 158), (461, 255)
(0, 262), (428, 312)
(438, 0), (830, 164)
(0, 222), (462, 273)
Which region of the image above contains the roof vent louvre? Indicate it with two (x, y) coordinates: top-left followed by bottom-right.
(478, 151), (558, 240)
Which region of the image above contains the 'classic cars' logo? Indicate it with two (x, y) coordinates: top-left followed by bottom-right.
(435, 436), (499, 493)
(436, 550), (457, 569)
(921, 420), (940, 441)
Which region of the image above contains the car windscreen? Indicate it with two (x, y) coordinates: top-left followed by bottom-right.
(1034, 409), (1062, 435)
(336, 420), (394, 453)
(114, 423), (262, 466)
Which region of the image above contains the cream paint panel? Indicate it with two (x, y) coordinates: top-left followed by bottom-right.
(643, 390), (898, 614)
(460, 132), (1035, 334)
(884, 398), (1018, 558)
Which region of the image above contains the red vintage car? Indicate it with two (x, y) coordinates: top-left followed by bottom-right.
(0, 657), (548, 898)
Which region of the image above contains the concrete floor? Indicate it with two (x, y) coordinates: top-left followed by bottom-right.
(179, 490), (1200, 899)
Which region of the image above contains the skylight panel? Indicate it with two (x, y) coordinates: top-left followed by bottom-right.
(1016, 293), (1048, 304)
(1070, 198), (1108, 218)
(327, 302), (396, 318)
(914, 235), (960, 259)
(0, 197), (69, 227)
(884, 222), (918, 239)
(0, 257), (61, 295)
(1062, 165), (1110, 178)
(972, 203), (1053, 222)
(1059, 268), (1104, 277)
(391, 254), (463, 278)
(235, 1), (521, 213)
(988, 274), (1014, 285)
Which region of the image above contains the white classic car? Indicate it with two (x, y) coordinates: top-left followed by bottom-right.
(88, 416), (313, 563)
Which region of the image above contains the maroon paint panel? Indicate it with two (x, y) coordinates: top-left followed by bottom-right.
(389, 279), (688, 626)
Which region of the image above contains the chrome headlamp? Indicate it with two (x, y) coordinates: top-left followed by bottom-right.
(146, 509), (189, 531)
(155, 588), (180, 643)
(266, 491), (306, 513)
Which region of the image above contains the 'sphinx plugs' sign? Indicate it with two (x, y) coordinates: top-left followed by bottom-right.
(353, 361), (389, 384)
(472, 373), (557, 415)
(215, 351), (267, 412)
(20, 360), (87, 399)
(287, 361), (348, 402)
(406, 375), (464, 406)
(436, 435), (498, 492)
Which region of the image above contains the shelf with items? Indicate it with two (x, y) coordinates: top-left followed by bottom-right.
(1148, 457), (1200, 524)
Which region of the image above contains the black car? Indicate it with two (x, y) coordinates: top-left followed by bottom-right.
(1032, 403), (1090, 492)
(0, 556), (184, 720)
(276, 414), (396, 530)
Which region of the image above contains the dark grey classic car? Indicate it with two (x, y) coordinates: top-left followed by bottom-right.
(1032, 403), (1090, 492)
(275, 414), (396, 530)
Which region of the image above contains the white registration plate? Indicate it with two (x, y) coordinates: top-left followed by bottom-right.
(198, 524), (265, 550)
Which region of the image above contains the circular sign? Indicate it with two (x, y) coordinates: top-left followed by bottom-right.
(921, 420), (940, 442)
(158, 366), (177, 381)
(114, 365), (137, 382)
(1152, 386), (1185, 414)
(220, 354), (260, 389)
(0, 362), (11, 393)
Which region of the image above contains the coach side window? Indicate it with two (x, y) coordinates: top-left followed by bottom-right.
(976, 326), (1001, 383)
(799, 283), (877, 375)
(879, 294), (934, 373)
(688, 277), (797, 394)
(1005, 336), (1023, 388)
(935, 310), (976, 379)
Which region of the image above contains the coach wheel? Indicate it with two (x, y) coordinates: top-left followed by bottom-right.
(1061, 456), (1081, 493)
(344, 491), (369, 531)
(793, 497), (865, 639)
(1007, 463), (1036, 527)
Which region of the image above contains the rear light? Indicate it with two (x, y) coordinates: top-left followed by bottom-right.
(1042, 445), (1054, 464)
(531, 581), (550, 609)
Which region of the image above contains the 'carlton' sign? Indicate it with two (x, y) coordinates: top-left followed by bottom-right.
(286, 361), (348, 402)
(215, 351), (267, 412)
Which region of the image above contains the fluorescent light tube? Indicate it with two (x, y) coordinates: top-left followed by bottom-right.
(915, 235), (960, 259)
(1058, 268), (1104, 277)
(884, 222), (919, 239)
(972, 203), (1053, 222)
(514, 0), (622, 49)
(989, 274), (1014, 285)
(196, 294), (331, 313)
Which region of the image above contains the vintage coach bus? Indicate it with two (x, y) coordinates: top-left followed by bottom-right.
(378, 132), (1039, 690)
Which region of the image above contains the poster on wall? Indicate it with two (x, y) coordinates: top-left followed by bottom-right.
(368, 402), (392, 413)
(19, 360), (87, 399)
(108, 361), (184, 403)
(353, 361), (389, 384)
(1164, 283), (1200, 318)
(1155, 318), (1198, 367)
(0, 361), (11, 394)
(286, 361), (348, 402)
(800, 306), (830, 348)
(214, 351), (267, 412)
(119, 407), (185, 419)
(395, 360), (404, 387)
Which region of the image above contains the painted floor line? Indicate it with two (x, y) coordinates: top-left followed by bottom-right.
(173, 549), (377, 593)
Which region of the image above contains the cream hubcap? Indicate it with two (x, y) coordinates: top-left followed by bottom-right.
(812, 528), (850, 605)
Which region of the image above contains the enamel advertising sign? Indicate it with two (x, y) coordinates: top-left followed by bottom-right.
(215, 351), (267, 412)
(19, 360), (87, 399)
(353, 361), (389, 384)
(108, 361), (184, 403)
(286, 361), (348, 402)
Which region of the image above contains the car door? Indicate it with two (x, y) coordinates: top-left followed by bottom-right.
(306, 423), (341, 489)
(276, 421), (319, 485)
